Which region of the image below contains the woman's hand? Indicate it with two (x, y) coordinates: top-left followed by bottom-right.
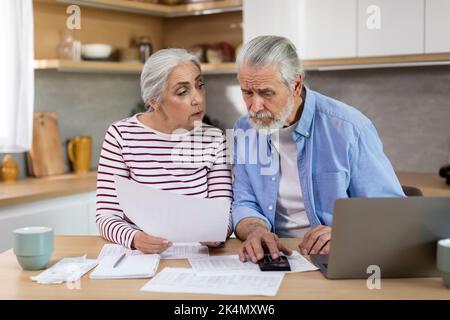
(132, 230), (172, 253)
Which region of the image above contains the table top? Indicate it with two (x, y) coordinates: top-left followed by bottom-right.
(1, 236), (449, 300)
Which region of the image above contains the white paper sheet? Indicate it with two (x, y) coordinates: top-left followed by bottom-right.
(188, 251), (318, 274)
(97, 243), (209, 260)
(140, 267), (284, 296)
(114, 176), (230, 242)
(97, 244), (143, 260)
(160, 242), (209, 260)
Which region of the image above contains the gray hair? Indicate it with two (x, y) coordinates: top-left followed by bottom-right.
(236, 35), (304, 90)
(140, 48), (201, 111)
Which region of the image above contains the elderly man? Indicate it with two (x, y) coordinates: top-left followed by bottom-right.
(232, 35), (404, 263)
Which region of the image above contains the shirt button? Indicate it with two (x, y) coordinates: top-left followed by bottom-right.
(268, 205), (273, 211)
(305, 131), (309, 137)
(271, 176), (276, 181)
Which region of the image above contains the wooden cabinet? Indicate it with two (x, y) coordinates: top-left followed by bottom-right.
(0, 192), (98, 252)
(357, 0), (425, 57)
(425, 0), (450, 53)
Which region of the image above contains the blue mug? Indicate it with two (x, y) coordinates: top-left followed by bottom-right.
(13, 226), (54, 270)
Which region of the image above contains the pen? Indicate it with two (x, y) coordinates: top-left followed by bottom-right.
(113, 253), (126, 268)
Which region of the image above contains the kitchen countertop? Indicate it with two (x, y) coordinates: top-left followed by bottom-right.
(0, 171), (448, 208)
(0, 171), (97, 208)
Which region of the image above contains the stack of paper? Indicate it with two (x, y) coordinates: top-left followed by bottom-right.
(97, 243), (209, 261)
(90, 254), (160, 280)
(160, 242), (209, 260)
(140, 267), (284, 296)
(97, 243), (142, 260)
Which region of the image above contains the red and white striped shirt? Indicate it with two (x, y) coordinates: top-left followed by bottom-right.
(96, 114), (232, 248)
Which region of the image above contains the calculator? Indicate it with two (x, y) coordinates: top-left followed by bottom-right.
(257, 254), (291, 271)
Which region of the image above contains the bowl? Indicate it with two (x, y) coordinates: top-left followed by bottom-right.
(81, 44), (112, 59)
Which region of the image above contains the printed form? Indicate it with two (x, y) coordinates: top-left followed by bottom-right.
(97, 243), (209, 260)
(188, 251), (318, 274)
(141, 267), (284, 296)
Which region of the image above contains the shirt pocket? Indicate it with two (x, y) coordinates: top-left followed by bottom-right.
(312, 171), (348, 214)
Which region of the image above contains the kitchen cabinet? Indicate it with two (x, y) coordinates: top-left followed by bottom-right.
(357, 0), (424, 57)
(243, 0), (357, 60)
(34, 59), (237, 74)
(425, 0), (450, 53)
(0, 192), (98, 252)
(57, 0), (242, 17)
(299, 0), (356, 59)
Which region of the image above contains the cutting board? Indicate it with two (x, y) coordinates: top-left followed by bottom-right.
(27, 112), (67, 177)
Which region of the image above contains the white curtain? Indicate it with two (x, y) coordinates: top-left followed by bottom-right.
(0, 0), (34, 153)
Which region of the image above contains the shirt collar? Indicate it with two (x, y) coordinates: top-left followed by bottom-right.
(294, 86), (315, 139)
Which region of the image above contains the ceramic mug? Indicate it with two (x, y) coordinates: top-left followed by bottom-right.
(67, 135), (92, 173)
(437, 239), (450, 288)
(13, 226), (54, 270)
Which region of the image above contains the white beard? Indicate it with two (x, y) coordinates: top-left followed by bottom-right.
(249, 96), (294, 130)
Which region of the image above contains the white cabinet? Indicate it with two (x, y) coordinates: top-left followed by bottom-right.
(425, 0), (450, 53)
(357, 0), (425, 57)
(0, 192), (98, 252)
(243, 0), (357, 60)
(298, 0), (357, 60)
(243, 0), (300, 50)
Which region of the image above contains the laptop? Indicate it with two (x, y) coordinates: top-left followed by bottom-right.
(310, 197), (450, 279)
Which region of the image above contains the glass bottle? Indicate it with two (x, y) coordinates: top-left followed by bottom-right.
(138, 36), (152, 63)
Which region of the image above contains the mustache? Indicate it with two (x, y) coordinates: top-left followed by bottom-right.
(249, 111), (274, 119)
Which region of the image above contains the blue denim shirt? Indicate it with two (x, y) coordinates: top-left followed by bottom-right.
(231, 87), (405, 233)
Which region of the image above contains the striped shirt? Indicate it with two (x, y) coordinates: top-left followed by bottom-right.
(96, 114), (232, 248)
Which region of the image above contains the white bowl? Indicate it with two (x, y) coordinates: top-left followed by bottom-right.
(81, 44), (112, 59)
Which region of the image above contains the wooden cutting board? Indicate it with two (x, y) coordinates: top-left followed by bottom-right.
(27, 112), (67, 177)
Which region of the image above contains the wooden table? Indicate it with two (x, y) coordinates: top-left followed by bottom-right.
(1, 236), (449, 300)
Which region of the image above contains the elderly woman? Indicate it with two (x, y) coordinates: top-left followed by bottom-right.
(96, 48), (232, 253)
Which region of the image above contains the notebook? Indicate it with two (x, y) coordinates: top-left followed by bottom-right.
(90, 254), (160, 280)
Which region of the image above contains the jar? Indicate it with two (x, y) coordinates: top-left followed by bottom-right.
(138, 36), (153, 63)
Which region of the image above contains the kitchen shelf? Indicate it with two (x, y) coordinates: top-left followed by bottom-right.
(303, 53), (450, 71)
(35, 53), (450, 75)
(34, 59), (237, 74)
(56, 0), (242, 17)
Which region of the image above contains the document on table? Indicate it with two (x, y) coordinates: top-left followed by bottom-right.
(97, 244), (142, 260)
(114, 175), (230, 242)
(160, 242), (209, 260)
(140, 267), (284, 296)
(90, 254), (160, 280)
(97, 243), (209, 260)
(188, 251), (318, 274)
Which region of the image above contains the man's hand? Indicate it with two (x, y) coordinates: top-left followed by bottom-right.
(298, 225), (331, 255)
(132, 230), (172, 253)
(238, 227), (292, 263)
